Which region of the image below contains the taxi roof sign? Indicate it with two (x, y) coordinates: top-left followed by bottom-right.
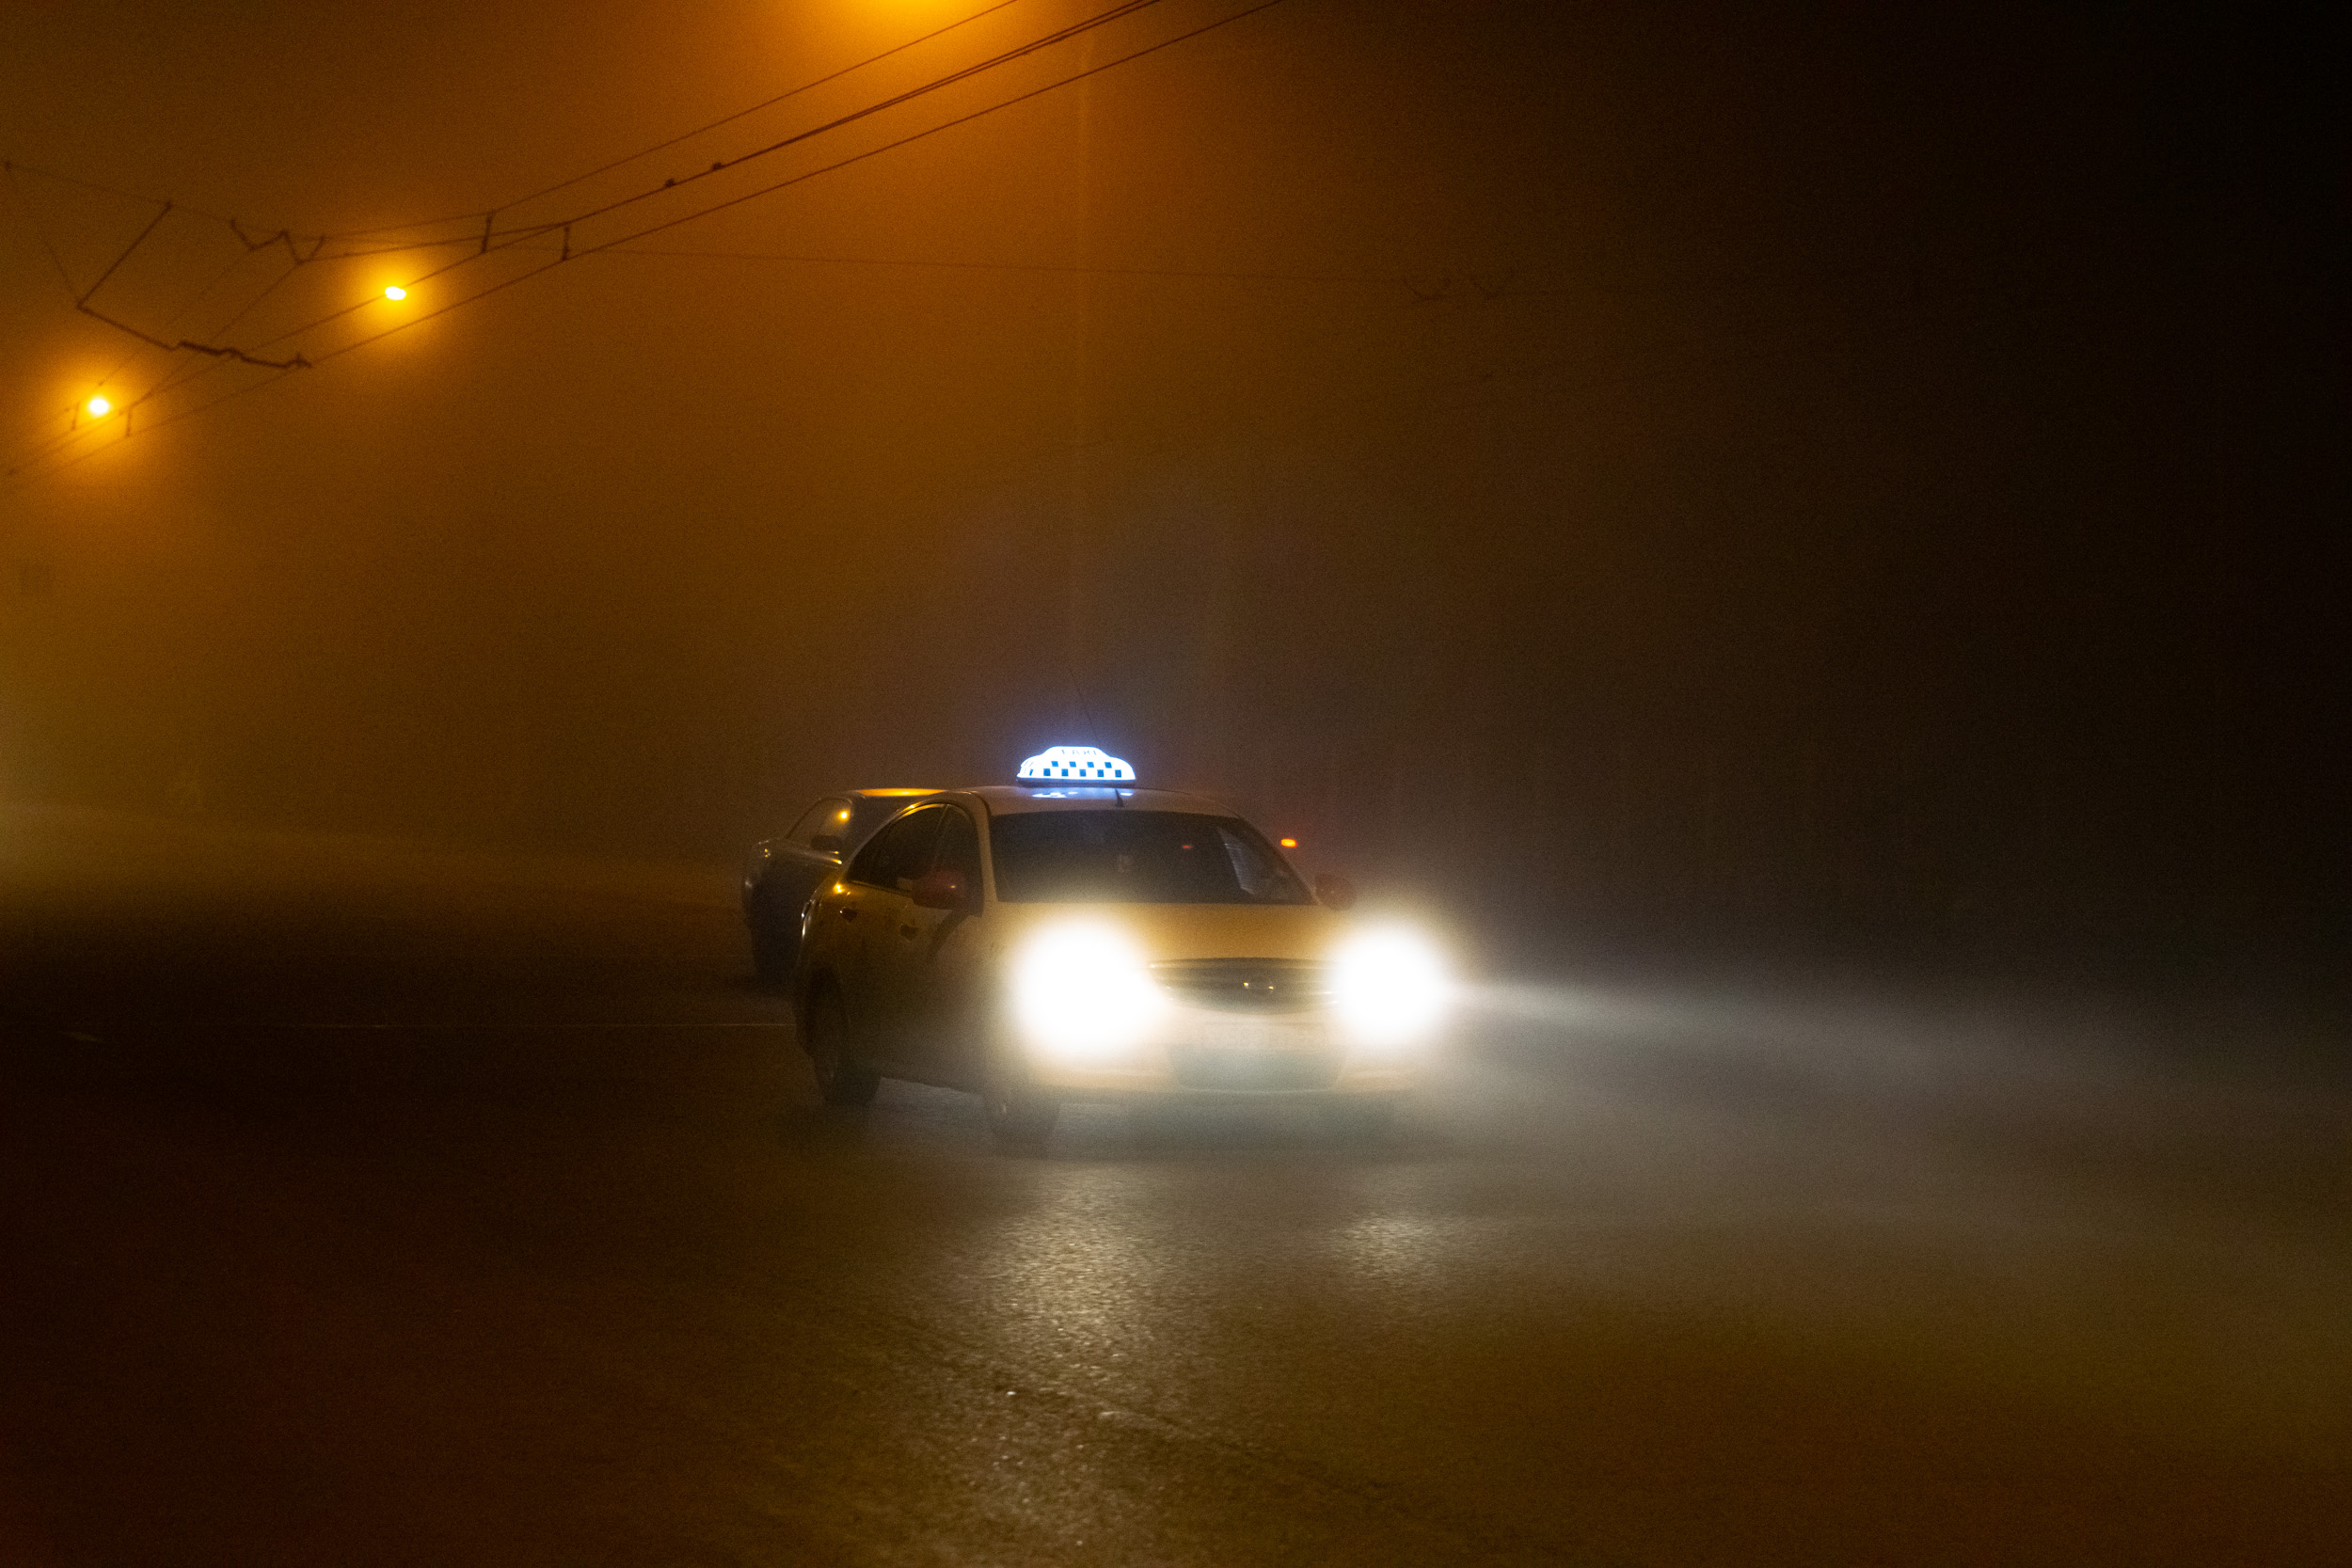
(1017, 745), (1136, 783)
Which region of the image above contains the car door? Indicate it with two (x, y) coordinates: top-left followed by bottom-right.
(888, 804), (993, 1085)
(834, 805), (945, 1069)
(753, 795), (853, 925)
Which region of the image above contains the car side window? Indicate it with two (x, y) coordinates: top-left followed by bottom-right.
(848, 808), (944, 891)
(788, 797), (852, 848)
(935, 808), (982, 892)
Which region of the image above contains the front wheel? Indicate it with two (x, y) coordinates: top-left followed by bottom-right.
(803, 987), (879, 1107)
(981, 1061), (1058, 1151)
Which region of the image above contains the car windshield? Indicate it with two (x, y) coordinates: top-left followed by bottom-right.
(990, 811), (1313, 905)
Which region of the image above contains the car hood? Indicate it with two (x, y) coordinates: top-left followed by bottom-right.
(987, 901), (1347, 961)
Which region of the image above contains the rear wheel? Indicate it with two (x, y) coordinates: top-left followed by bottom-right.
(803, 986), (879, 1107)
(981, 1059), (1058, 1151)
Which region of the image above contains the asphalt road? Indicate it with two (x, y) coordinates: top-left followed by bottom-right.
(3, 806), (2346, 1565)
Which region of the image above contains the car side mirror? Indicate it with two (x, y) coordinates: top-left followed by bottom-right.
(1313, 873), (1358, 911)
(910, 868), (974, 911)
(810, 833), (846, 855)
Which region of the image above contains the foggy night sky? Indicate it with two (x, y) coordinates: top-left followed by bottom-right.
(1, 1), (2341, 976)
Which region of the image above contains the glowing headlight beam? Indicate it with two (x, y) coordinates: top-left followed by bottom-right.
(1331, 927), (1451, 1046)
(1010, 922), (1166, 1063)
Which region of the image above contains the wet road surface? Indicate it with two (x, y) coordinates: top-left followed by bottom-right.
(3, 806), (2346, 1564)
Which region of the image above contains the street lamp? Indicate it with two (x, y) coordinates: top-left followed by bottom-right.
(84, 395), (112, 419)
(383, 284), (408, 302)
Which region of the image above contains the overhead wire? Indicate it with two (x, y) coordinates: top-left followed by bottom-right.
(208, 250), (306, 339)
(204, 0), (1183, 366)
(63, 250), (304, 453)
(449, 0), (1172, 245)
(282, 0), (1177, 266)
(314, 0), (1288, 366)
(0, 0), (1030, 250)
(215, 0), (1226, 363)
(0, 157), (245, 230)
(6, 0), (1288, 489)
(38, 0), (1184, 372)
(0, 0), (1139, 406)
(0, 219), (262, 476)
(317, 0), (1033, 241)
(96, 245), (265, 382)
(1, 2), (1109, 481)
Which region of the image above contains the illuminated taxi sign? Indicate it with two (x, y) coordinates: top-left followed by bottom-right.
(1016, 745), (1136, 783)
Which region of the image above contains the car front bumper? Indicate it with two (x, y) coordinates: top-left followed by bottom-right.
(1016, 1009), (1425, 1102)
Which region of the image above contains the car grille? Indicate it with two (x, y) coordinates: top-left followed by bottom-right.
(1166, 1043), (1343, 1092)
(1150, 958), (1330, 1014)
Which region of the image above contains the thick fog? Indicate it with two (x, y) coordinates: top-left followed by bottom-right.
(2, 2), (2339, 982)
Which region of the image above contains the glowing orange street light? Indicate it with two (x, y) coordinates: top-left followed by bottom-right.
(84, 395), (112, 419)
(1279, 837), (1299, 848)
(383, 284), (408, 302)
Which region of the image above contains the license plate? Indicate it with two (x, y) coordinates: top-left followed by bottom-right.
(1189, 1017), (1324, 1053)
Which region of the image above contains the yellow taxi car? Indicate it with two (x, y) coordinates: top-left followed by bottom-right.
(791, 747), (1450, 1148)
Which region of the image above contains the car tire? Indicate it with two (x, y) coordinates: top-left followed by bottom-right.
(1321, 1098), (1399, 1143)
(803, 985), (880, 1107)
(981, 1060), (1058, 1151)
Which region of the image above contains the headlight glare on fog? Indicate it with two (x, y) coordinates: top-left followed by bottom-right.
(1010, 922), (1166, 1062)
(1331, 927), (1450, 1047)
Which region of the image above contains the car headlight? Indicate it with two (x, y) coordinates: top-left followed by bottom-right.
(1009, 922), (1167, 1063)
(1330, 927), (1450, 1047)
